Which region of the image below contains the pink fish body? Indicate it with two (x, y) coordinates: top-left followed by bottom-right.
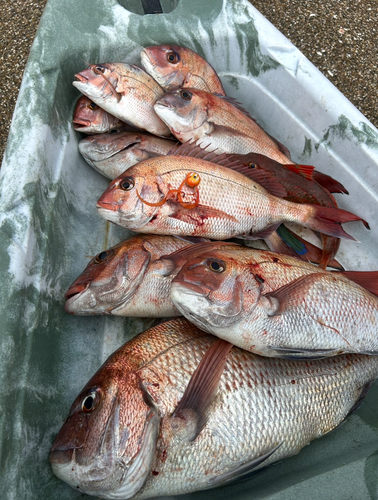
(171, 246), (378, 358)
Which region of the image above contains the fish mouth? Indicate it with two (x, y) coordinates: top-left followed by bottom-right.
(155, 100), (175, 111)
(73, 118), (91, 128)
(65, 283), (90, 301)
(96, 200), (119, 212)
(141, 49), (156, 69)
(171, 280), (209, 297)
(49, 447), (76, 465)
(74, 72), (88, 83)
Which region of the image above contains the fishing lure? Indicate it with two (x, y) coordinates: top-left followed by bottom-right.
(136, 171), (201, 209)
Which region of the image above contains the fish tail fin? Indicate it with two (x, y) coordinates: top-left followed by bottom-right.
(296, 204), (370, 240)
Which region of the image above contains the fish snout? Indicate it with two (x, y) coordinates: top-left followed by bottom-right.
(171, 279), (209, 297)
(65, 282), (89, 301)
(49, 447), (75, 465)
(74, 72), (88, 84)
(73, 118), (91, 128)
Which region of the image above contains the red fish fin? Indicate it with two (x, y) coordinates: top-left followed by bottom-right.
(170, 204), (239, 225)
(302, 205), (370, 240)
(313, 171), (349, 194)
(335, 271), (378, 297)
(209, 443), (282, 486)
(318, 235), (341, 270)
(244, 223), (281, 240)
(264, 228), (343, 269)
(230, 166), (287, 198)
(265, 230), (308, 259)
(168, 141), (242, 170)
(283, 163), (315, 181)
(265, 273), (326, 315)
(173, 339), (233, 440)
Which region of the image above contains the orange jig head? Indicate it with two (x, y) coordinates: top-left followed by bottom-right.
(136, 172), (201, 209)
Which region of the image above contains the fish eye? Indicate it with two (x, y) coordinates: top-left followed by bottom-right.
(248, 162), (257, 169)
(82, 390), (101, 413)
(120, 177), (135, 191)
(166, 51), (179, 64)
(95, 249), (113, 264)
(94, 65), (106, 74)
(109, 128), (120, 134)
(179, 90), (192, 101)
(208, 260), (225, 273)
(88, 101), (99, 110)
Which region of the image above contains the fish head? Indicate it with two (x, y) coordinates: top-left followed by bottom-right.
(171, 250), (250, 330)
(73, 95), (102, 132)
(141, 45), (190, 90)
(73, 63), (122, 108)
(154, 88), (208, 135)
(78, 131), (144, 163)
(96, 165), (162, 229)
(65, 236), (153, 315)
(50, 351), (159, 498)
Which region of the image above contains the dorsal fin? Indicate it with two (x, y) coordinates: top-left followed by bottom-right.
(167, 142), (243, 170)
(334, 270), (378, 296)
(313, 171), (349, 194)
(230, 165), (287, 198)
(283, 163), (315, 181)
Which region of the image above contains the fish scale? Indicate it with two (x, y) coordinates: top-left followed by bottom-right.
(50, 318), (378, 499)
(171, 248), (378, 357)
(96, 154), (367, 242)
(154, 89), (293, 163)
(73, 63), (171, 137)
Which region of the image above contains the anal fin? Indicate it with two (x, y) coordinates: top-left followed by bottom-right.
(208, 443), (282, 486)
(268, 345), (341, 359)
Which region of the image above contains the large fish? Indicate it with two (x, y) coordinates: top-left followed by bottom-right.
(50, 317), (378, 499)
(141, 44), (226, 94)
(154, 88), (293, 163)
(64, 235), (235, 316)
(170, 246), (378, 358)
(73, 95), (125, 134)
(79, 131), (176, 179)
(96, 149), (368, 242)
(73, 63), (171, 137)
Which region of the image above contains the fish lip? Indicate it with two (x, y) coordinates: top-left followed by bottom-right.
(96, 200), (119, 212)
(171, 280), (209, 297)
(65, 282), (90, 302)
(155, 100), (174, 110)
(73, 118), (91, 128)
(49, 447), (75, 465)
(74, 72), (88, 83)
(141, 49), (157, 68)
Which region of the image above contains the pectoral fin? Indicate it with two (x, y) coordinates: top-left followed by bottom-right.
(264, 273), (326, 316)
(169, 203), (239, 225)
(172, 339), (233, 441)
(208, 443), (282, 486)
(267, 345), (341, 359)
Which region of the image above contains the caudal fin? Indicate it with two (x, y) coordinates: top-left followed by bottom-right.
(298, 204), (370, 240)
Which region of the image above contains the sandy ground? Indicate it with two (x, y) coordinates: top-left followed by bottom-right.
(0, 0), (377, 164)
